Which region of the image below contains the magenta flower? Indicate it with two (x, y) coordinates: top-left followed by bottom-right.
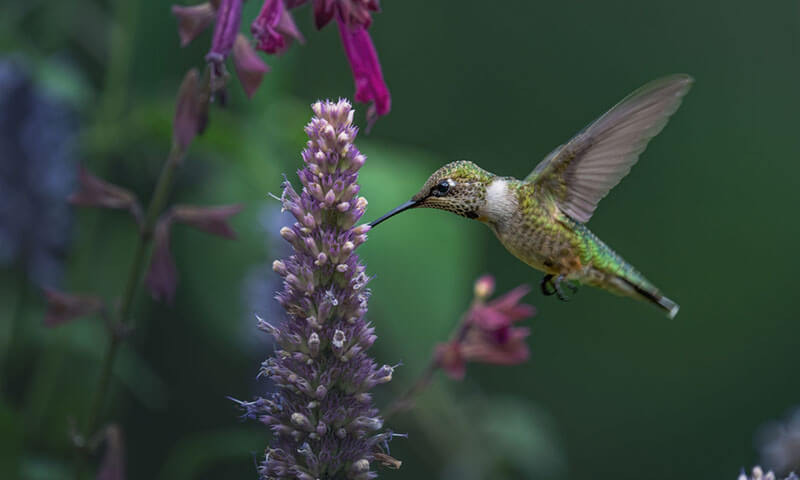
(336, 15), (390, 130)
(289, 0), (380, 29)
(205, 0), (244, 84)
(251, 0), (305, 54)
(436, 277), (534, 379)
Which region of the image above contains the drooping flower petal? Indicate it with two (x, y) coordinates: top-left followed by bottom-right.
(461, 326), (531, 366)
(96, 425), (125, 480)
(336, 15), (390, 130)
(69, 165), (140, 215)
(232, 34), (269, 98)
(171, 3), (216, 47)
(145, 217), (178, 303)
(251, 0), (305, 54)
(43, 289), (104, 327)
(471, 285), (535, 331)
(171, 204), (243, 238)
(173, 68), (209, 154)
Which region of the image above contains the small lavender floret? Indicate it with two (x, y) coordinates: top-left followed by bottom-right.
(238, 99), (394, 479)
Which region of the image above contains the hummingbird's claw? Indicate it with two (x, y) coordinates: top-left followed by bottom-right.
(540, 274), (557, 296)
(553, 275), (579, 301)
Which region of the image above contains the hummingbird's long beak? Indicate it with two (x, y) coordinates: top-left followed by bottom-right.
(368, 200), (419, 228)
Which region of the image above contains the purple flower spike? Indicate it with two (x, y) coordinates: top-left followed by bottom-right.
(336, 16), (390, 131)
(171, 2), (216, 47)
(206, 0), (244, 83)
(252, 0), (305, 54)
(235, 99), (397, 479)
(232, 34), (270, 98)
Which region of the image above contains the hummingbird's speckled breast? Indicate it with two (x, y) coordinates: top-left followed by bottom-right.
(482, 178), (587, 277)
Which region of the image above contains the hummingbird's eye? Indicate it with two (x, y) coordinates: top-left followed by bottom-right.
(432, 180), (451, 197)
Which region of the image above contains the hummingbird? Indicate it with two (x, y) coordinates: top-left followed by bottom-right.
(368, 75), (693, 319)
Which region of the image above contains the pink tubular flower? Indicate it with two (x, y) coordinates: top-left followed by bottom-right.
(288, 0), (379, 29)
(336, 14), (390, 130)
(436, 277), (535, 379)
(251, 0), (304, 54)
(205, 0), (244, 81)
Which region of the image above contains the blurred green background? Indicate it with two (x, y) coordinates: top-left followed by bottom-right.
(1, 0), (799, 479)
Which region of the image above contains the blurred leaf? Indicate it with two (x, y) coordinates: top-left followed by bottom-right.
(156, 427), (265, 480)
(0, 399), (22, 479)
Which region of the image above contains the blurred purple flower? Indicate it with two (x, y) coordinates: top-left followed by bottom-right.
(43, 289), (104, 327)
(738, 466), (799, 480)
(288, 0), (380, 29)
(336, 15), (390, 130)
(145, 204), (242, 302)
(0, 59), (77, 287)
(437, 277), (534, 380)
(172, 203), (243, 238)
(759, 408), (800, 475)
(96, 425), (125, 480)
(69, 165), (142, 222)
(232, 99), (397, 478)
(173, 68), (209, 154)
(251, 0), (304, 54)
(145, 217), (178, 303)
(232, 34), (269, 99)
(205, 0), (244, 87)
(171, 2), (216, 47)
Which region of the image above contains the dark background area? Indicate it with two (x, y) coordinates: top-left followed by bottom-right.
(1, 1), (798, 479)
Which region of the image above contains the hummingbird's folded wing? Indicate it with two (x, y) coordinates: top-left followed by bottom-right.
(525, 74), (693, 223)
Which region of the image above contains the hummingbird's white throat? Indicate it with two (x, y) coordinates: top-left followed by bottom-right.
(482, 179), (517, 224)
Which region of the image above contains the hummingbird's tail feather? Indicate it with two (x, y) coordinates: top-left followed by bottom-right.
(615, 276), (680, 319)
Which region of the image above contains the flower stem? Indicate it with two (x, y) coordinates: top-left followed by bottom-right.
(383, 308), (475, 419)
(73, 146), (184, 480)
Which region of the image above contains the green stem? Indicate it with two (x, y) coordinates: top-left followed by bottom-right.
(74, 147), (184, 480)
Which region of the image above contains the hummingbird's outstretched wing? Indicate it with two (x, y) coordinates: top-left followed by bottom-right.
(526, 74), (693, 223)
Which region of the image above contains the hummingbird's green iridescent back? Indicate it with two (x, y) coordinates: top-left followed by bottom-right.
(369, 75), (693, 318)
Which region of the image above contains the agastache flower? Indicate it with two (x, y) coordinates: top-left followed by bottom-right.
(436, 276), (535, 380)
(233, 99), (397, 479)
(759, 407), (800, 475)
(738, 466), (799, 480)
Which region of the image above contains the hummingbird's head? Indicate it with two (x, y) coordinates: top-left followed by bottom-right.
(369, 160), (495, 228)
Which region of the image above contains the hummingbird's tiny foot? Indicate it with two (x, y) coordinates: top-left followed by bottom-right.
(540, 274), (556, 296)
(553, 275), (578, 301)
